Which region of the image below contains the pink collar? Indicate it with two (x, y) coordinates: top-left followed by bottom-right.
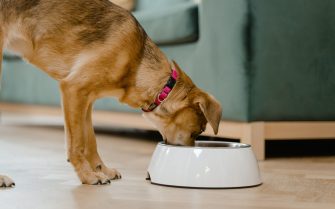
(142, 68), (179, 112)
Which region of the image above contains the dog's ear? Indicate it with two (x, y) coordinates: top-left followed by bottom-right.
(194, 92), (222, 135)
(171, 60), (222, 133)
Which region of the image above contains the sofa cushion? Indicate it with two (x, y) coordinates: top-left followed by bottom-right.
(135, 0), (190, 11)
(133, 1), (199, 45)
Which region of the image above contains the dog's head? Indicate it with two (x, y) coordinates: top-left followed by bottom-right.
(143, 61), (222, 146)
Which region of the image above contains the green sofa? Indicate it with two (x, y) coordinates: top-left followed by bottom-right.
(2, 0), (335, 122)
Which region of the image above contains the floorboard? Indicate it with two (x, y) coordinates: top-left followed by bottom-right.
(0, 125), (335, 209)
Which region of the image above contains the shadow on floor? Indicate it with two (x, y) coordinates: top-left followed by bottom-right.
(265, 139), (335, 158)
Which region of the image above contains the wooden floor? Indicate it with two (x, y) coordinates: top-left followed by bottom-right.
(0, 125), (335, 209)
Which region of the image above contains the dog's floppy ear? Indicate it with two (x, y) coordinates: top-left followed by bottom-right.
(171, 60), (222, 133)
(195, 92), (222, 135)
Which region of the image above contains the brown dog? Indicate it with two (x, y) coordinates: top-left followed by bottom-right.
(0, 0), (222, 186)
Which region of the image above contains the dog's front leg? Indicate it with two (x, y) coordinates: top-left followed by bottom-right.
(0, 175), (15, 188)
(60, 81), (110, 185)
(85, 103), (121, 180)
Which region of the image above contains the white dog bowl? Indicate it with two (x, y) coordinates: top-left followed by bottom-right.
(147, 141), (262, 188)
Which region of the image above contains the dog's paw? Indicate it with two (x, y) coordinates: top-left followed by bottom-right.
(100, 167), (122, 180)
(80, 171), (111, 185)
(0, 175), (15, 188)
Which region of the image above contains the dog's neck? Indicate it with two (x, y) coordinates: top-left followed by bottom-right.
(117, 39), (172, 109)
(137, 58), (173, 111)
(141, 63), (179, 112)
(117, 38), (194, 113)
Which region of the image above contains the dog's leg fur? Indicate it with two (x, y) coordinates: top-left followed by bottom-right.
(0, 175), (15, 187)
(85, 103), (121, 180)
(60, 77), (111, 185)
